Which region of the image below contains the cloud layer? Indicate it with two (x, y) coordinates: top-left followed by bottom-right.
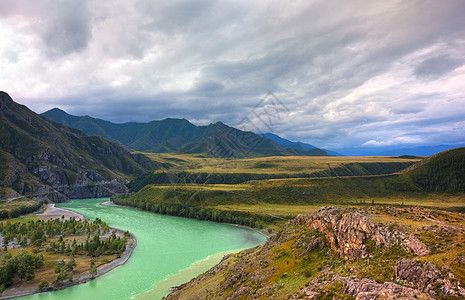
(1, 0), (465, 150)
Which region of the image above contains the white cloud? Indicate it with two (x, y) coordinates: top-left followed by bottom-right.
(362, 136), (426, 147)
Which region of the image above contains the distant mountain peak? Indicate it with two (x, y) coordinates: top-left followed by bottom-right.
(47, 107), (67, 113)
(0, 91), (12, 100)
(259, 133), (317, 151)
(0, 92), (16, 107)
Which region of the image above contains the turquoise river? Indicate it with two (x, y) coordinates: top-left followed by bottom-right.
(18, 198), (267, 300)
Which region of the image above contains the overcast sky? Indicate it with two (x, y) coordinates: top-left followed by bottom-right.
(1, 0), (464, 150)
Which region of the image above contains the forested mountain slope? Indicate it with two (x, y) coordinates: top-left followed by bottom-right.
(42, 108), (328, 157)
(0, 92), (156, 201)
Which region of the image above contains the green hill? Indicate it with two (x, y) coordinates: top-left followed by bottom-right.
(41, 109), (328, 157)
(113, 147), (464, 228)
(406, 147), (465, 193)
(0, 92), (157, 201)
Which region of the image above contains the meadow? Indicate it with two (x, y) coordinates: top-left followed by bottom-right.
(115, 149), (465, 232)
(140, 153), (421, 174)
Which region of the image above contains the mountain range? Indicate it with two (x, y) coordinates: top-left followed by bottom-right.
(258, 133), (341, 156)
(0, 92), (157, 201)
(41, 108), (329, 157)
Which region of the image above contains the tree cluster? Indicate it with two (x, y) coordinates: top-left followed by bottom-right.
(112, 197), (265, 228)
(0, 251), (44, 288)
(46, 231), (127, 257)
(0, 217), (110, 250)
(410, 152), (465, 193)
(0, 201), (44, 220)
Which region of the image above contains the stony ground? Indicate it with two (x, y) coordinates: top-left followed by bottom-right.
(165, 205), (465, 299)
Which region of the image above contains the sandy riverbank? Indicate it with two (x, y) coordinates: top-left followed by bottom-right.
(37, 203), (84, 221)
(0, 203), (137, 300)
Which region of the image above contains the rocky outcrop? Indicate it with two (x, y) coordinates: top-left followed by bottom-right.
(395, 259), (465, 297)
(292, 274), (430, 299)
(294, 207), (429, 260)
(402, 234), (430, 256)
(167, 207), (465, 300)
(292, 259), (465, 299)
(344, 277), (426, 299)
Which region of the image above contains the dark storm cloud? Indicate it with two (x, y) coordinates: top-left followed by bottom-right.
(0, 0), (92, 57)
(41, 1), (92, 56)
(2, 0), (465, 149)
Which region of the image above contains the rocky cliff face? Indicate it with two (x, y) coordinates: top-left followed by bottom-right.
(294, 207), (430, 260)
(0, 91), (156, 201)
(166, 206), (465, 299)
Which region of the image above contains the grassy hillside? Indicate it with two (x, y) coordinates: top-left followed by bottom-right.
(114, 174), (428, 230)
(114, 149), (464, 230)
(129, 154), (420, 191)
(407, 147), (465, 193)
(0, 194), (44, 219)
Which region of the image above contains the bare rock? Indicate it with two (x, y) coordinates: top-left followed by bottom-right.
(454, 256), (465, 264)
(295, 207), (430, 260)
(295, 207), (397, 260)
(344, 278), (426, 299)
(402, 234), (430, 256)
(395, 258), (465, 297)
(292, 275), (429, 299)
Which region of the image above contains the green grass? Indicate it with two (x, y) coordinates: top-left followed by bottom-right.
(117, 174), (465, 232)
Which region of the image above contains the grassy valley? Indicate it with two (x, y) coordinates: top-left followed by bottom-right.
(112, 152), (430, 229)
(128, 153), (420, 191)
(110, 147), (465, 298)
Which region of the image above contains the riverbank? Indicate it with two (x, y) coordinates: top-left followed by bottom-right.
(101, 200), (270, 299)
(0, 203), (137, 300)
(103, 200), (272, 238)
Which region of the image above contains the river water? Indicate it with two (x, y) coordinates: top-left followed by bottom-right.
(17, 198), (266, 300)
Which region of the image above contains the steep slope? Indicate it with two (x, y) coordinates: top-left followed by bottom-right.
(182, 122), (289, 157)
(42, 109), (328, 157)
(405, 147), (465, 193)
(0, 92), (156, 201)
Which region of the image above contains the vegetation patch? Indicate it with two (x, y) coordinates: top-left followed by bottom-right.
(0, 199), (44, 220)
(0, 216), (131, 297)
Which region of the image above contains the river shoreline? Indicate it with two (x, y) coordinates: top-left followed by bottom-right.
(102, 200), (272, 238)
(0, 203), (137, 300)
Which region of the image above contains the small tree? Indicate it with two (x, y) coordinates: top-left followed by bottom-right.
(90, 260), (97, 278)
(38, 279), (49, 290)
(67, 257), (76, 271)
